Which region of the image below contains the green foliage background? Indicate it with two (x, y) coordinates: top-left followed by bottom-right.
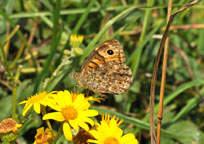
(0, 0), (204, 143)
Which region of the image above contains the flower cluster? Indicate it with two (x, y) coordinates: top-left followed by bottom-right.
(19, 90), (138, 143)
(20, 90), (100, 142)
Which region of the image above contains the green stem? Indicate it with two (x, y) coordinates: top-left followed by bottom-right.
(11, 85), (17, 119)
(130, 0), (155, 78)
(12, 65), (21, 119)
(44, 57), (71, 90)
(0, 42), (12, 80)
(2, 25), (20, 46)
(53, 123), (63, 143)
(41, 106), (54, 132)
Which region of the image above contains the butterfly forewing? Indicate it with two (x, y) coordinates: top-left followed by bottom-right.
(81, 39), (125, 72)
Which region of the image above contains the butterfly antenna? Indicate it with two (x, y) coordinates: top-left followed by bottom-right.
(85, 89), (90, 97)
(73, 84), (81, 94)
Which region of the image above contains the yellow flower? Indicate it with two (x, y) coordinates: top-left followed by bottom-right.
(70, 34), (84, 48)
(88, 115), (138, 144)
(34, 127), (52, 144)
(19, 91), (56, 116)
(102, 114), (123, 126)
(42, 90), (98, 141)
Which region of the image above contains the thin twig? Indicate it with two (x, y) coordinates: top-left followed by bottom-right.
(170, 24), (204, 30)
(156, 1), (172, 143)
(27, 18), (39, 71)
(171, 42), (195, 80)
(171, 42), (201, 94)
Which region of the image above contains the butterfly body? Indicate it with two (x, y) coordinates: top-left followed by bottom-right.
(73, 39), (133, 96)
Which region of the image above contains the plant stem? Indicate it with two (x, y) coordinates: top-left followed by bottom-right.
(53, 123), (63, 143)
(156, 0), (172, 143)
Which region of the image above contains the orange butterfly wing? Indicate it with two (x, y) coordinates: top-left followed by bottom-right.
(80, 39), (125, 73)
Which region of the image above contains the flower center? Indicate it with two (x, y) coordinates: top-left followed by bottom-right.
(104, 137), (119, 144)
(62, 106), (78, 120)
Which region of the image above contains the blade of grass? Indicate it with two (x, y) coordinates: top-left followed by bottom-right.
(130, 0), (155, 77)
(0, 42), (12, 80)
(33, 0), (62, 93)
(5, 0), (15, 14)
(1, 4), (198, 20)
(155, 80), (204, 113)
(127, 21), (164, 65)
(25, 0), (53, 28)
(0, 9), (38, 71)
(143, 80), (204, 121)
(72, 0), (97, 34)
(80, 5), (139, 63)
(0, 25), (20, 79)
(172, 95), (200, 122)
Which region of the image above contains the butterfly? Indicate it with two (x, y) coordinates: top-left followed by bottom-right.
(72, 39), (133, 96)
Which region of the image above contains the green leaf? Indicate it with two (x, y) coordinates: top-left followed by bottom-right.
(0, 96), (12, 120)
(166, 121), (204, 144)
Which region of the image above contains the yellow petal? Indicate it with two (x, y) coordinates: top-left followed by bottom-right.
(55, 91), (71, 107)
(19, 100), (27, 104)
(46, 100), (61, 111)
(82, 110), (98, 117)
(83, 117), (95, 126)
(23, 103), (33, 116)
(63, 90), (72, 105)
(73, 94), (84, 106)
(121, 133), (138, 144)
(63, 122), (72, 141)
(36, 127), (45, 134)
(78, 121), (89, 131)
(53, 91), (63, 106)
(87, 139), (98, 143)
(89, 129), (101, 141)
(43, 112), (65, 122)
(114, 127), (123, 138)
(69, 120), (79, 131)
(33, 103), (41, 114)
(77, 100), (90, 110)
(86, 96), (104, 103)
